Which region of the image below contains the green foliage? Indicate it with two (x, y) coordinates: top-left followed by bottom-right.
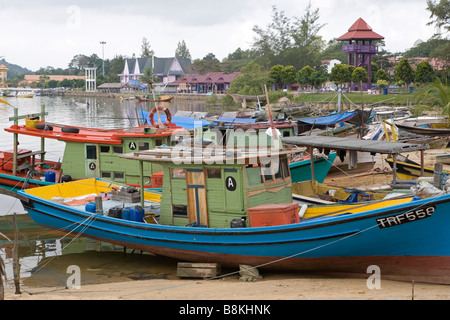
(414, 78), (450, 115)
(141, 37), (152, 58)
(297, 65), (328, 88)
(175, 40), (192, 61)
(329, 64), (352, 86)
(394, 58), (415, 84)
(426, 0), (450, 34)
(351, 67), (369, 84)
(415, 60), (436, 83)
(376, 80), (389, 88)
(375, 69), (389, 82)
(228, 62), (270, 95)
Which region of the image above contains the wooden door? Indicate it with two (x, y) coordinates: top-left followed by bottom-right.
(186, 169), (209, 227)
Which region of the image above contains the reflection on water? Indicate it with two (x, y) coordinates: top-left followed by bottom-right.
(0, 95), (208, 288)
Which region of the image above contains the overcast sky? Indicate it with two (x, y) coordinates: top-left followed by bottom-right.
(0, 0), (437, 71)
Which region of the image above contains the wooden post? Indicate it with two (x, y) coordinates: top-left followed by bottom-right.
(420, 150), (425, 177)
(392, 154), (397, 184)
(434, 163), (444, 189)
(310, 146), (315, 182)
(139, 160), (144, 208)
(13, 213), (21, 294)
(40, 104), (45, 167)
(13, 108), (18, 176)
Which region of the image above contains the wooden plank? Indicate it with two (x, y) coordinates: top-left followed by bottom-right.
(177, 262), (221, 279)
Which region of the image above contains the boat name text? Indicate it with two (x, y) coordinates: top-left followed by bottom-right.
(377, 206), (435, 229)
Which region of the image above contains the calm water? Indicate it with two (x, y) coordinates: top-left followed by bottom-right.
(0, 95), (208, 286)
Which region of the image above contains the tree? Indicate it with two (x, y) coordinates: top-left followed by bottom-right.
(228, 61), (270, 95)
(415, 78), (450, 115)
(352, 67), (369, 84)
(139, 67), (160, 91)
(375, 69), (389, 82)
(141, 37), (152, 58)
(394, 58), (415, 85)
(426, 0), (450, 36)
(192, 54), (221, 74)
(291, 1), (326, 68)
(297, 65), (328, 91)
(68, 54), (91, 74)
(281, 66), (297, 88)
(330, 64), (352, 88)
(268, 65), (285, 89)
(415, 60), (436, 84)
(175, 40), (192, 61)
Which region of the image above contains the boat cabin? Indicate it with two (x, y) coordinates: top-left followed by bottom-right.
(5, 120), (185, 188)
(120, 146), (297, 228)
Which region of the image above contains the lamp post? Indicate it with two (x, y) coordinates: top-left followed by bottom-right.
(100, 41), (106, 76)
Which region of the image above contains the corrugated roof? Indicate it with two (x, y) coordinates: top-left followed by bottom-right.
(281, 136), (427, 154)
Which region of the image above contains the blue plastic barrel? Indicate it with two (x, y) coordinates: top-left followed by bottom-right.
(121, 207), (131, 220)
(45, 171), (56, 182)
(85, 202), (96, 213)
(130, 208), (143, 222)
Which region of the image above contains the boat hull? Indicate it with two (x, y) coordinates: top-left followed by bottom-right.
(290, 153), (336, 183)
(20, 191), (450, 284)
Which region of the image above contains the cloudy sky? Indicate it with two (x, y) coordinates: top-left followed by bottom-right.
(0, 0), (437, 71)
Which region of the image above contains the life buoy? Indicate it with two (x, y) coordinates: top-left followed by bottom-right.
(149, 106), (172, 128)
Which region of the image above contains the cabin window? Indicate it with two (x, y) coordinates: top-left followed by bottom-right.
(262, 163), (273, 182)
(281, 158), (290, 178)
(173, 205), (188, 217)
(139, 142), (149, 151)
(207, 168), (221, 179)
(101, 172), (112, 178)
(113, 172), (124, 180)
(172, 169), (186, 179)
(274, 162), (283, 180)
(113, 146), (123, 154)
(100, 146), (110, 153)
(246, 164), (263, 186)
(86, 145), (97, 160)
(155, 139), (163, 146)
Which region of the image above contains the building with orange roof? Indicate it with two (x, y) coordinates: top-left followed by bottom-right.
(19, 74), (85, 86)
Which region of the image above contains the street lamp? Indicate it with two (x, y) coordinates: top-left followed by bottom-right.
(100, 41), (106, 76)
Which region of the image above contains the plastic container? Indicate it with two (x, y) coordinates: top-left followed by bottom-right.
(45, 171), (56, 182)
(121, 207), (131, 220)
(129, 207), (144, 222)
(151, 171), (164, 188)
(247, 203), (299, 227)
(25, 118), (40, 129)
(108, 206), (122, 219)
(85, 202), (96, 213)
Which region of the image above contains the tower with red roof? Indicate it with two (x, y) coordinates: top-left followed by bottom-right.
(337, 18), (384, 89)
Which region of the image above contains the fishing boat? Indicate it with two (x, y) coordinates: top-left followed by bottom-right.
(385, 154), (450, 180)
(135, 95), (174, 103)
(18, 145), (450, 284)
(2, 107), (186, 192)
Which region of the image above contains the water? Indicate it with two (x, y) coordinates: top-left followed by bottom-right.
(0, 95), (208, 287)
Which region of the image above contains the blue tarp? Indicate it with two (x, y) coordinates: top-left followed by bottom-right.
(138, 110), (211, 129)
(298, 111), (357, 126)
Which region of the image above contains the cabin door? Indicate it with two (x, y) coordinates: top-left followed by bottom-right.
(85, 144), (99, 178)
(186, 169), (209, 227)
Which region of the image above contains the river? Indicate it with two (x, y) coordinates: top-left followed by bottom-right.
(0, 95), (210, 286)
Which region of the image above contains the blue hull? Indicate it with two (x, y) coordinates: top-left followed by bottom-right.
(19, 191), (450, 283)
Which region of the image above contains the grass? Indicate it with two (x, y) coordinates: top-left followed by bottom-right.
(292, 91), (414, 106)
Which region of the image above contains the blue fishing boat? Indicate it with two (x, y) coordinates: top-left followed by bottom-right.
(17, 145), (450, 284)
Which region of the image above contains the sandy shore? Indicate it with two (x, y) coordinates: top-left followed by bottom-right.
(5, 274), (450, 301)
(3, 251), (450, 301)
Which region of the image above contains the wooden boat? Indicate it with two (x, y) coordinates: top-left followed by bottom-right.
(289, 152), (336, 184)
(18, 146), (450, 284)
(2, 107), (186, 192)
(135, 95), (174, 103)
(385, 154), (450, 180)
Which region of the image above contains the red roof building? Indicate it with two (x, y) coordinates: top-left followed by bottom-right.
(173, 72), (242, 94)
(337, 18), (384, 88)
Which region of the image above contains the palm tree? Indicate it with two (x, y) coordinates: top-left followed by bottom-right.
(139, 67), (160, 97)
(414, 78), (450, 117)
